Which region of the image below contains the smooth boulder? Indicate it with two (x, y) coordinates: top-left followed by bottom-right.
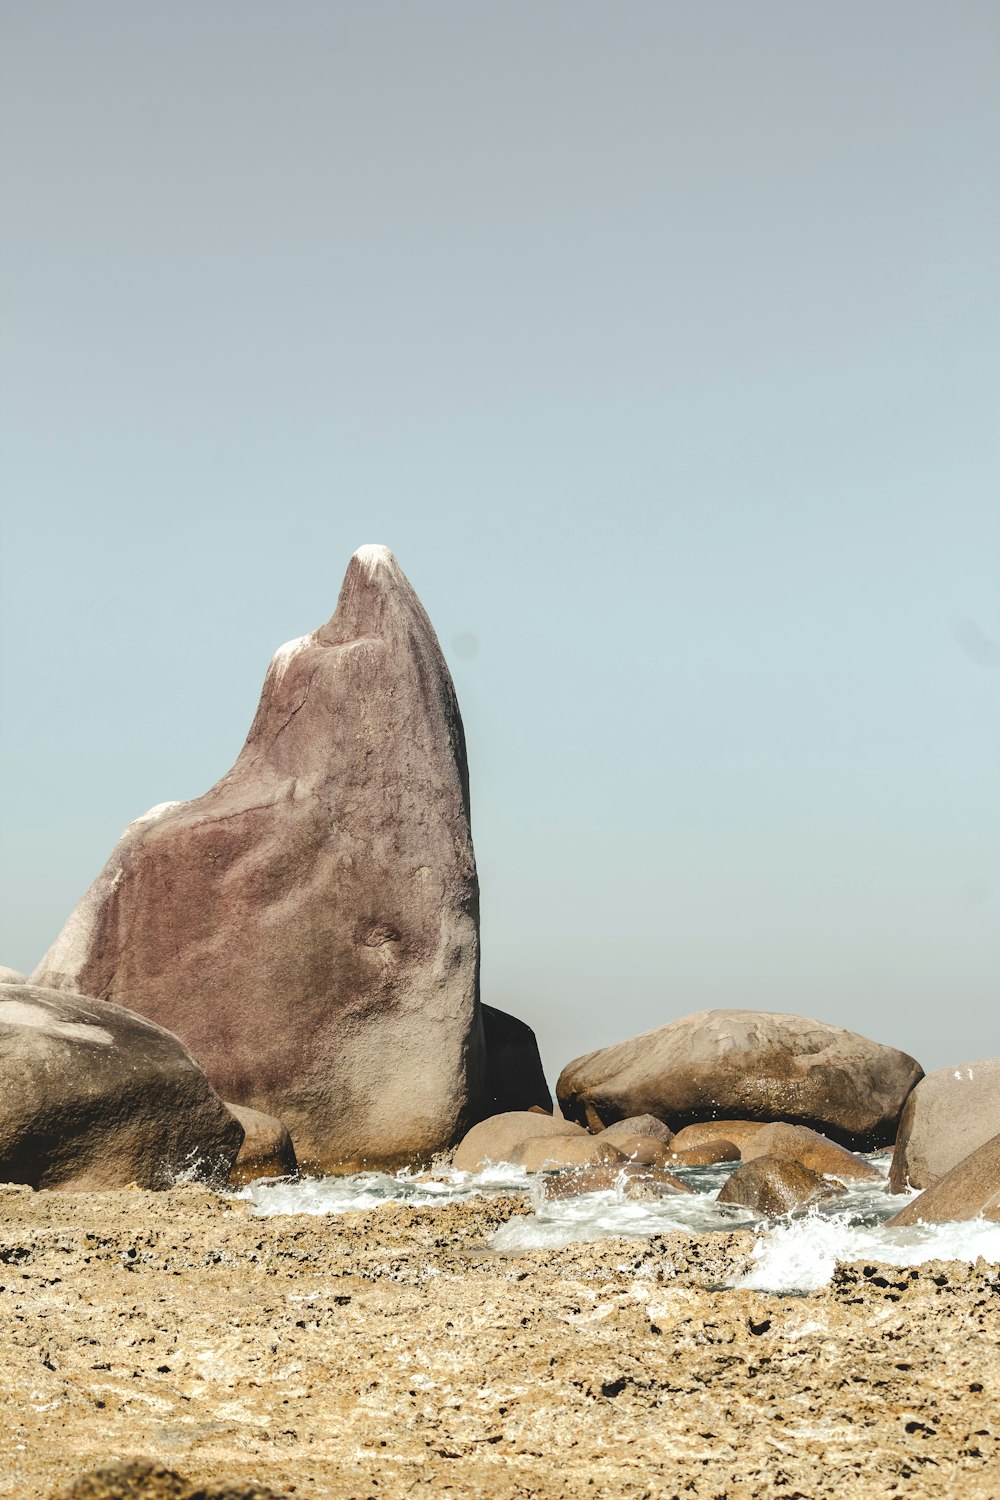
(739, 1123), (880, 1183)
(227, 1103), (298, 1186)
(599, 1114), (675, 1146)
(512, 1134), (627, 1172)
(669, 1138), (740, 1167)
(888, 1133), (1000, 1226)
(889, 1058), (1000, 1192)
(0, 982), (243, 1190)
(32, 547), (485, 1172)
(718, 1156), (843, 1217)
(557, 1010), (922, 1149)
(482, 1004), (552, 1114)
(453, 1111), (585, 1172)
(0, 966), (26, 985)
(670, 1120), (766, 1155)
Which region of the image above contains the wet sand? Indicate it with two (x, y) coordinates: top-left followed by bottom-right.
(1, 1183), (997, 1499)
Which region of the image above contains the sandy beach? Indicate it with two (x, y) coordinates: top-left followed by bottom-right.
(1, 1183), (996, 1500)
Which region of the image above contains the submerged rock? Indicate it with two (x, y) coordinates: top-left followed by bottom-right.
(739, 1123), (881, 1183)
(227, 1103), (298, 1186)
(718, 1156), (843, 1217)
(0, 982), (242, 1190)
(482, 1004), (552, 1114)
(32, 546), (484, 1172)
(557, 1010), (922, 1149)
(453, 1111), (585, 1171)
(888, 1133), (1000, 1226)
(889, 1057), (1000, 1192)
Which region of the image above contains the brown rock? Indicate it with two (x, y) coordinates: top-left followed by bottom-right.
(556, 1010), (922, 1149)
(717, 1156), (844, 1217)
(0, 982), (242, 1190)
(740, 1123), (880, 1183)
(670, 1120), (766, 1154)
(889, 1058), (1000, 1192)
(888, 1133), (1000, 1226)
(32, 547), (485, 1173)
(669, 1138), (740, 1166)
(453, 1111), (585, 1171)
(512, 1134), (627, 1172)
(227, 1103), (298, 1186)
(599, 1114), (675, 1146)
(541, 1161), (694, 1201)
(482, 1004), (552, 1114)
(600, 1133), (676, 1167)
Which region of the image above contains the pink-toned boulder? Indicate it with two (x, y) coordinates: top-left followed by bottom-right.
(32, 547), (485, 1172)
(740, 1123), (880, 1183)
(453, 1111), (586, 1172)
(889, 1058), (1000, 1192)
(888, 1133), (1000, 1226)
(557, 1010), (922, 1150)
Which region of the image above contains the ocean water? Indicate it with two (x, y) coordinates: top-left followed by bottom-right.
(234, 1154), (1000, 1294)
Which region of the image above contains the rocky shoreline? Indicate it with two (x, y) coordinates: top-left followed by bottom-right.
(1, 1184), (997, 1500)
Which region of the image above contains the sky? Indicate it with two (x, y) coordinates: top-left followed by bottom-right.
(1, 1), (997, 1083)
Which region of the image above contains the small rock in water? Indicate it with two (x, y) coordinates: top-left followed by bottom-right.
(541, 1162), (694, 1201)
(718, 1156), (844, 1217)
(739, 1123), (881, 1183)
(226, 1102), (298, 1186)
(512, 1134), (627, 1172)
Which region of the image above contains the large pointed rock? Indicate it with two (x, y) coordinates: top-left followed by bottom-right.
(557, 1010), (923, 1150)
(33, 546), (485, 1171)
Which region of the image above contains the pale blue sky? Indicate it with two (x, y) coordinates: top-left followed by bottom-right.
(1, 1), (997, 1079)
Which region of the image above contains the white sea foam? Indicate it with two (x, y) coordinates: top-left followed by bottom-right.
(237, 1153), (1000, 1294)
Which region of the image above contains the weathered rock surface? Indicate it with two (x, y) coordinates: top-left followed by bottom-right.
(888, 1133), (1000, 1226)
(889, 1057), (1000, 1192)
(226, 1104), (297, 1186)
(0, 982), (242, 1190)
(452, 1111), (585, 1171)
(739, 1122), (881, 1183)
(0, 966), (26, 984)
(540, 1161), (693, 1200)
(511, 1134), (627, 1172)
(32, 546), (485, 1172)
(481, 1004), (552, 1115)
(600, 1133), (677, 1168)
(670, 1119), (766, 1154)
(717, 1155), (843, 1217)
(557, 1010), (922, 1149)
(2, 1186), (998, 1500)
(599, 1114), (675, 1146)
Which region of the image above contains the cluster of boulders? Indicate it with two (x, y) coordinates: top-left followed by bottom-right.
(1, 545), (996, 1228)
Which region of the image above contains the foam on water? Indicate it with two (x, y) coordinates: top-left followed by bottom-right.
(236, 1152), (1000, 1294)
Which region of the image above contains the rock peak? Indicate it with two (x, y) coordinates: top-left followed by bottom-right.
(352, 543), (397, 575)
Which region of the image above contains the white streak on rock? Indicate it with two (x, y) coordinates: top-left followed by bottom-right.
(0, 1000), (114, 1046)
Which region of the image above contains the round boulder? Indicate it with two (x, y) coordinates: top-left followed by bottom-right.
(453, 1111), (585, 1172)
(599, 1114), (675, 1146)
(511, 1134), (627, 1172)
(0, 982), (243, 1190)
(557, 1010), (922, 1150)
(889, 1058), (1000, 1192)
(670, 1120), (766, 1155)
(718, 1156), (844, 1217)
(669, 1138), (740, 1167)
